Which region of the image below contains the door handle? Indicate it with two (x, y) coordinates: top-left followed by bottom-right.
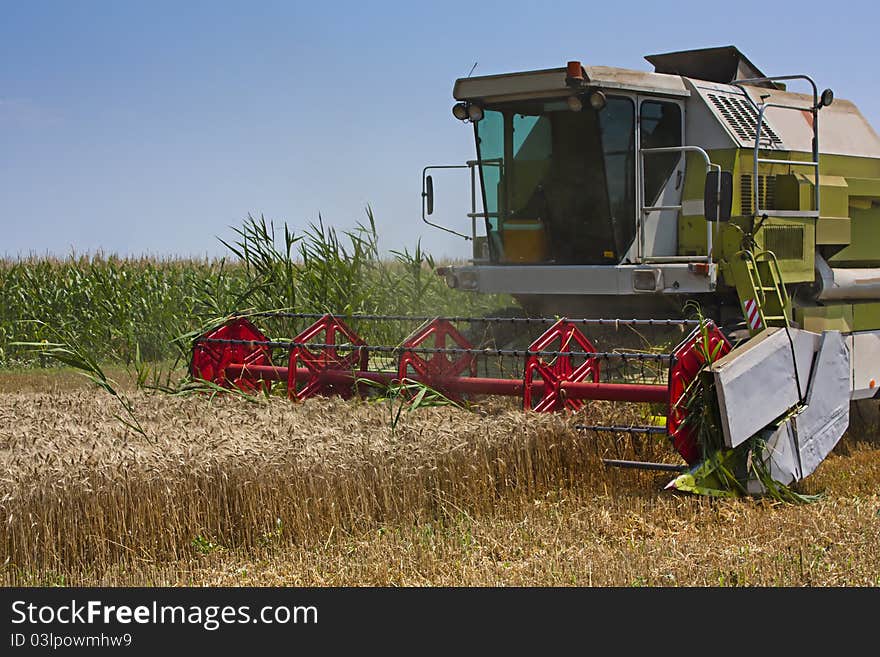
(675, 170), (683, 190)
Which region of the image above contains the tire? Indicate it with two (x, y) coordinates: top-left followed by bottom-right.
(847, 398), (880, 444)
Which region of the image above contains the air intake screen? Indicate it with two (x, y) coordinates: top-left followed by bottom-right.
(707, 94), (784, 147)
(740, 175), (776, 214)
(763, 225), (804, 260)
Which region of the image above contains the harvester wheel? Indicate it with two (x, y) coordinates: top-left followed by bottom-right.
(847, 398), (880, 444)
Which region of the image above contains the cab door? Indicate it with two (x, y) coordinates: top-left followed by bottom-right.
(637, 98), (685, 260)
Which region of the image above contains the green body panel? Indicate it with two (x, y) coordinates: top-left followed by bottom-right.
(753, 216), (815, 282)
(795, 304), (854, 332)
(773, 172), (813, 211)
(795, 301), (880, 332)
(816, 215), (851, 245)
(676, 148), (880, 331)
(678, 149), (738, 258)
(679, 148), (880, 273)
(853, 302), (880, 330)
(776, 153), (880, 266)
(828, 204), (880, 266)
(679, 148), (818, 283)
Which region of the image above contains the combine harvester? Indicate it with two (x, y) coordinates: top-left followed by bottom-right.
(192, 46), (880, 496)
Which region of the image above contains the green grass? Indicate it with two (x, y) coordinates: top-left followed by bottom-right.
(1, 210), (512, 369)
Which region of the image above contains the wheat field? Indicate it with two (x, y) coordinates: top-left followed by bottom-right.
(2, 376), (877, 587)
(2, 217), (878, 587)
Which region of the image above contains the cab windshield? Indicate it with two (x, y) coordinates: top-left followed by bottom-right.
(474, 96), (635, 264)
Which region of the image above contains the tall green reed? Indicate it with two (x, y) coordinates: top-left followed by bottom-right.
(1, 209), (511, 368)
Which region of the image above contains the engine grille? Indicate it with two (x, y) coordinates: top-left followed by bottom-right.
(740, 174), (776, 214)
(763, 225), (804, 260)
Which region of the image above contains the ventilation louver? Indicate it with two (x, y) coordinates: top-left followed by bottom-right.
(763, 225), (804, 260)
(740, 174), (776, 214)
(708, 94), (784, 148)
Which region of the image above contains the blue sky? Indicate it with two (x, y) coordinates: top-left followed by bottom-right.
(2, 0), (878, 260)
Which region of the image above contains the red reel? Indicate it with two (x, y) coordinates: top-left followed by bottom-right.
(190, 317), (273, 393)
(667, 322), (731, 464)
(290, 314), (368, 400)
(523, 319), (599, 412)
(397, 318), (476, 402)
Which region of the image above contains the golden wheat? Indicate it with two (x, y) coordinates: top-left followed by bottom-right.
(1, 387), (877, 586)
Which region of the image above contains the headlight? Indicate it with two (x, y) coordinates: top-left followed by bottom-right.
(632, 269), (661, 292)
(458, 271), (479, 290)
(589, 90), (607, 111)
(467, 104), (484, 122)
(452, 102), (468, 121)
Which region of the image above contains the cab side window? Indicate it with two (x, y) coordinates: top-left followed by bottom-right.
(640, 101), (682, 205)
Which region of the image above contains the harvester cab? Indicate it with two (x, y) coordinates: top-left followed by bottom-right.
(193, 46), (879, 497)
(421, 45), (880, 483)
(425, 46), (852, 323)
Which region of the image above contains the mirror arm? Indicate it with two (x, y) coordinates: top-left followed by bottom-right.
(421, 165), (472, 240)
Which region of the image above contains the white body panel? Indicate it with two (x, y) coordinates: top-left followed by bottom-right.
(848, 330), (880, 400)
(447, 263), (714, 296)
(636, 97), (686, 261)
(793, 331), (850, 477)
(750, 331), (851, 489)
(712, 327), (819, 448)
(639, 175), (682, 259)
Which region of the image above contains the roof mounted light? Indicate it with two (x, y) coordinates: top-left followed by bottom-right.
(452, 101), (484, 123)
(467, 103), (484, 122)
(452, 102), (469, 121)
(588, 89), (607, 111)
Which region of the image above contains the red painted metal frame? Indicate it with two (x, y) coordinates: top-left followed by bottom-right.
(398, 318), (476, 402)
(194, 315), (671, 414)
(223, 364), (668, 403)
(289, 314), (368, 400)
(190, 317), (272, 393)
(666, 323), (731, 465)
(523, 319), (600, 412)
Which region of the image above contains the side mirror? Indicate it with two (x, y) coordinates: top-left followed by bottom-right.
(704, 170), (733, 222)
(425, 175), (434, 215)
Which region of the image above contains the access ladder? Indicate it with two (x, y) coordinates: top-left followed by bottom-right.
(730, 249), (791, 336)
